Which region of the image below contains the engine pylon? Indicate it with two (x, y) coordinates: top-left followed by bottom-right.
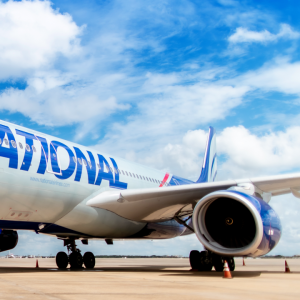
(223, 260), (232, 279)
(285, 260), (290, 273)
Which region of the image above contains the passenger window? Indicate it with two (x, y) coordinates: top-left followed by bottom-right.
(125, 171), (128, 176)
(73, 157), (76, 163)
(78, 158), (82, 165)
(143, 176), (145, 180)
(0, 138), (2, 144)
(83, 159), (87, 166)
(129, 172), (132, 177)
(110, 167), (114, 173)
(4, 139), (8, 145)
(11, 140), (16, 148)
(25, 144), (30, 152)
(53, 153), (56, 157)
(122, 170), (125, 175)
(115, 168), (118, 174)
(97, 163), (101, 169)
(32, 145), (36, 152)
(133, 173), (135, 178)
(18, 142), (23, 149)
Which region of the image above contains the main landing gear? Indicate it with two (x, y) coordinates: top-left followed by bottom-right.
(55, 239), (95, 269)
(189, 250), (235, 272)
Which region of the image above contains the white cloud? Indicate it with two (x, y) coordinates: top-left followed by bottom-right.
(218, 125), (300, 179)
(0, 79), (129, 127)
(94, 72), (249, 160)
(237, 58), (300, 95)
(0, 0), (82, 79)
(229, 23), (300, 44)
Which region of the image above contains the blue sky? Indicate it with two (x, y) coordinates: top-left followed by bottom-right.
(1, 0), (300, 256)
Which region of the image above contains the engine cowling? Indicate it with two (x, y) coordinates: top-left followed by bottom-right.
(192, 190), (281, 257)
(0, 230), (18, 252)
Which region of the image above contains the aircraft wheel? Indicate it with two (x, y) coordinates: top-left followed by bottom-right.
(212, 254), (223, 272)
(189, 250), (201, 270)
(199, 251), (213, 271)
(56, 251), (69, 269)
(69, 251), (83, 269)
(227, 257), (235, 271)
(83, 252), (95, 269)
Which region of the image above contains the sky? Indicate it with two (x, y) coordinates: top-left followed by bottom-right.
(1, 0), (300, 257)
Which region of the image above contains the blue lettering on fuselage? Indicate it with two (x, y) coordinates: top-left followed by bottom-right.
(51, 141), (76, 180)
(0, 125), (18, 169)
(110, 157), (127, 189)
(0, 124), (127, 189)
(36, 136), (49, 175)
(16, 130), (35, 171)
(74, 147), (96, 184)
(95, 154), (114, 186)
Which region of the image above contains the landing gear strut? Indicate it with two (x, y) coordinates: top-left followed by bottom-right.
(55, 239), (95, 269)
(189, 250), (235, 272)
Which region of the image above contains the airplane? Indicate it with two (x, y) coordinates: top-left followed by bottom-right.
(0, 119), (296, 271)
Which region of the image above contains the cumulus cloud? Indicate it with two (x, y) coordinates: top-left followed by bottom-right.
(0, 0), (82, 79)
(237, 58), (300, 95)
(218, 126), (300, 179)
(228, 23), (300, 44)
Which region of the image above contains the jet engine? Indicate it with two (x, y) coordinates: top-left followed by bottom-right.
(192, 190), (281, 257)
(0, 230), (18, 252)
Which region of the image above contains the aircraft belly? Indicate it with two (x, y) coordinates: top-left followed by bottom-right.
(54, 204), (145, 238)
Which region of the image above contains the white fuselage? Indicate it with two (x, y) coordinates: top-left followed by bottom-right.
(0, 120), (177, 239)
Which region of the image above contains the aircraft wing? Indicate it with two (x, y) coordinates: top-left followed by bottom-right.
(86, 172), (300, 222)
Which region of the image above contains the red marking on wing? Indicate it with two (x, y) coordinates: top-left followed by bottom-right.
(159, 173), (169, 187)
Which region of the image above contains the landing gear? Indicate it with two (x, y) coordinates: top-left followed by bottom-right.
(189, 250), (212, 271)
(56, 251), (69, 269)
(189, 250), (235, 272)
(227, 257), (235, 271)
(55, 239), (95, 269)
(69, 250), (83, 269)
(212, 253), (223, 272)
(83, 252), (95, 269)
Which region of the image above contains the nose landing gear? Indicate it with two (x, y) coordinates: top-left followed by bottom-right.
(55, 239), (95, 269)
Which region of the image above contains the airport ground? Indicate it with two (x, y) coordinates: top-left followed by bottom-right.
(0, 257), (299, 299)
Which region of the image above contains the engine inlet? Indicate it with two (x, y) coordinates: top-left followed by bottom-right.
(205, 198), (256, 248)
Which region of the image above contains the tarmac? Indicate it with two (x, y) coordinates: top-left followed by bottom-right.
(0, 257), (299, 299)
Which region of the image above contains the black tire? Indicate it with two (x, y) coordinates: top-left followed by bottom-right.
(189, 250), (201, 269)
(83, 252), (95, 269)
(227, 257), (235, 271)
(56, 251), (69, 269)
(69, 251), (83, 269)
(199, 251), (213, 271)
(212, 254), (223, 272)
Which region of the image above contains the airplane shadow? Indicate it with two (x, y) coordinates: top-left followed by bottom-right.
(0, 266), (298, 278)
